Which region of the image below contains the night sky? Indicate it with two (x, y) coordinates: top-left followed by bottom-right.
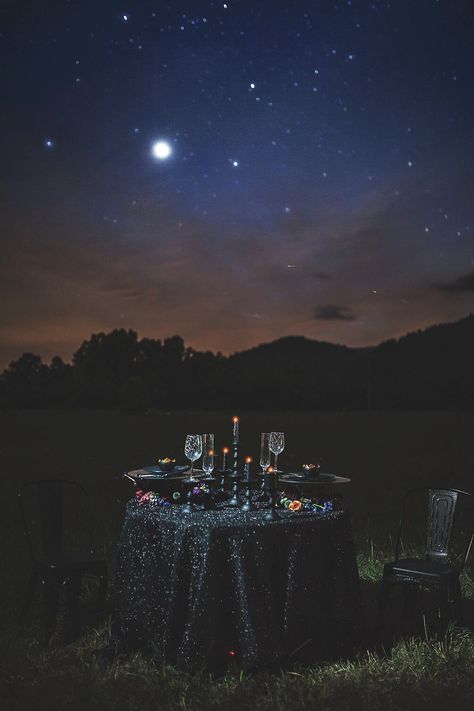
(1, 0), (473, 367)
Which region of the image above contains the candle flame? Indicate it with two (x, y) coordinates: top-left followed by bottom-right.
(209, 449), (214, 456)
(223, 447), (229, 454)
(268, 466), (274, 473)
(245, 456), (252, 463)
(233, 416), (239, 423)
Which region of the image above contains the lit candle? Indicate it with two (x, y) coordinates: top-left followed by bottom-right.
(222, 447), (229, 471)
(244, 456), (252, 482)
(232, 416), (240, 444)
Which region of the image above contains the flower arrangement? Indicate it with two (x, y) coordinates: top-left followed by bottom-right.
(135, 480), (213, 509)
(135, 488), (180, 507)
(191, 481), (211, 496)
(279, 494), (334, 514)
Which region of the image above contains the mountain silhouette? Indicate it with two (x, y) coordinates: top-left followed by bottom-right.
(1, 314), (473, 411)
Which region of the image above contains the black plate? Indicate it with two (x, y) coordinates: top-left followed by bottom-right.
(138, 464), (190, 478)
(280, 472), (336, 483)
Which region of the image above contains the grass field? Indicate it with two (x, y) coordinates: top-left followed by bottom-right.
(1, 410), (474, 710)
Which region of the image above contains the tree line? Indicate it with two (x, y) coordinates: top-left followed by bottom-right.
(1, 314), (473, 411)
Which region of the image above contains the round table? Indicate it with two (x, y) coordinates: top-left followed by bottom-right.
(113, 499), (361, 671)
(278, 474), (351, 500)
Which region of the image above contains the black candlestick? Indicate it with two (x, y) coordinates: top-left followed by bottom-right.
(228, 470), (241, 506)
(264, 470), (279, 521)
(241, 459), (254, 511)
(219, 467), (228, 493)
(241, 482), (253, 511)
(232, 439), (239, 478)
(182, 478), (196, 514)
(259, 469), (269, 501)
(227, 430), (241, 506)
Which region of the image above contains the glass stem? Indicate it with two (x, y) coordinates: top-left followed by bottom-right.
(274, 453), (278, 472)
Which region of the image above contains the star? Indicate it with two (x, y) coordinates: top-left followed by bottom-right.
(151, 140), (173, 160)
(232, 160), (239, 167)
(44, 139), (54, 149)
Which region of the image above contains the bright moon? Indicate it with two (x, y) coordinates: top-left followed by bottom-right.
(151, 140), (172, 160)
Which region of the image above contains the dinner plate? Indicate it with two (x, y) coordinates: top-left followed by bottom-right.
(127, 465), (190, 481)
(280, 472), (337, 483)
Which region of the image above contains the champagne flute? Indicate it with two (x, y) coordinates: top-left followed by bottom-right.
(184, 434), (202, 482)
(260, 432), (271, 474)
(202, 434), (215, 478)
(202, 433), (215, 458)
(269, 432), (285, 472)
(202, 449), (215, 478)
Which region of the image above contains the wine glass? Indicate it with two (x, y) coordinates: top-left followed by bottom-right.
(184, 434), (202, 482)
(269, 432), (285, 472)
(260, 432), (271, 474)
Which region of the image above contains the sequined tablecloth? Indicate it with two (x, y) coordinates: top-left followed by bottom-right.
(114, 501), (361, 671)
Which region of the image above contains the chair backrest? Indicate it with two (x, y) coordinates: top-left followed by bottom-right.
(396, 487), (473, 567)
(18, 479), (95, 563)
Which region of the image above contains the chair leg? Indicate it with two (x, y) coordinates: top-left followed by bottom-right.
(66, 574), (82, 638)
(21, 572), (39, 618)
(375, 578), (390, 635)
(450, 578), (464, 626)
(402, 583), (419, 631)
(438, 584), (452, 631)
(42, 575), (62, 641)
(96, 567), (108, 620)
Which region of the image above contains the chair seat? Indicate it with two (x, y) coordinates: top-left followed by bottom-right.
(384, 557), (458, 582)
(34, 555), (107, 574)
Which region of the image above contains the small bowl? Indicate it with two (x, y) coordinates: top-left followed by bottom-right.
(157, 458), (176, 472)
(302, 463), (321, 475)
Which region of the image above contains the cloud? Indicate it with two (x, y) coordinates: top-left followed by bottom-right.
(434, 271), (474, 294)
(314, 304), (356, 321)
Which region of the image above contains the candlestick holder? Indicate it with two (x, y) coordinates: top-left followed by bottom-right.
(227, 438), (241, 506)
(182, 478), (196, 514)
(216, 467), (230, 494)
(228, 470), (242, 507)
(232, 439), (239, 477)
(240, 478), (259, 512)
(257, 472), (269, 502)
(263, 473), (279, 521)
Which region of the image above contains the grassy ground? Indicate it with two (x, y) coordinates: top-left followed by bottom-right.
(1, 410), (474, 710)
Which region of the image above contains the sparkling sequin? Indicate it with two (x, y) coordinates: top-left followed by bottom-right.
(113, 500), (361, 670)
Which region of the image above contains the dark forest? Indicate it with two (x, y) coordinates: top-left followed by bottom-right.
(2, 314), (472, 411)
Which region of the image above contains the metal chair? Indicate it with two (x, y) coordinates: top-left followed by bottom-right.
(376, 487), (473, 633)
(18, 479), (108, 639)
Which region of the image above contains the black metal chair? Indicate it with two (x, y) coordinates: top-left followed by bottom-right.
(376, 487), (473, 634)
(18, 479), (108, 639)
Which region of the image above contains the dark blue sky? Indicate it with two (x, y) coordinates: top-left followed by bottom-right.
(1, 0), (473, 365)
